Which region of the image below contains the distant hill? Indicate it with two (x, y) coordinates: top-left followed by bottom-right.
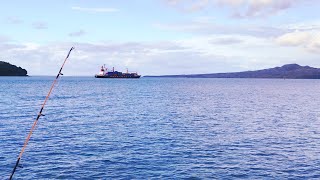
(0, 61), (28, 76)
(145, 64), (320, 79)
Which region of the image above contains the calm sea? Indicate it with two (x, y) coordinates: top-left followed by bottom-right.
(1, 77), (320, 179)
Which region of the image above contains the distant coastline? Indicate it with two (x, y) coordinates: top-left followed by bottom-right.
(145, 64), (320, 79)
(0, 61), (28, 76)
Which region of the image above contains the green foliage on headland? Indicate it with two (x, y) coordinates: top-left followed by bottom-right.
(0, 61), (28, 76)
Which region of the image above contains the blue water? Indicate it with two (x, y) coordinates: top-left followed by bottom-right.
(1, 77), (320, 179)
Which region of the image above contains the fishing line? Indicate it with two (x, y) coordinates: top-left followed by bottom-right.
(9, 47), (74, 180)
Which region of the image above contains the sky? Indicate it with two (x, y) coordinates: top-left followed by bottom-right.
(1, 0), (320, 76)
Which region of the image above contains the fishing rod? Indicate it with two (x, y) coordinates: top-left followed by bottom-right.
(9, 47), (75, 180)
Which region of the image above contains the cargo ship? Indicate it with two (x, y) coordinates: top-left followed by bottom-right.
(95, 65), (141, 78)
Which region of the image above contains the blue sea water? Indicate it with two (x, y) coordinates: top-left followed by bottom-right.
(1, 76), (320, 179)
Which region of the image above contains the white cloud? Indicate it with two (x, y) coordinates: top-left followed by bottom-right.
(165, 0), (302, 18)
(71, 6), (119, 13)
(154, 20), (286, 37)
(5, 16), (23, 24)
(1, 33), (318, 76)
(284, 21), (320, 31)
(0, 39), (245, 75)
(165, 0), (211, 12)
(276, 31), (311, 46)
(209, 37), (244, 45)
(32, 22), (48, 29)
(0, 35), (11, 42)
(218, 0), (297, 18)
(275, 30), (320, 52)
(69, 30), (86, 37)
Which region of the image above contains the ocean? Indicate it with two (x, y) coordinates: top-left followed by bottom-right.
(1, 77), (320, 179)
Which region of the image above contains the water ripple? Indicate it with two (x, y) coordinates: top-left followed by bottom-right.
(1, 77), (320, 179)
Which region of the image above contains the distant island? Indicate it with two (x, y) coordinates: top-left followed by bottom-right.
(0, 61), (28, 76)
(145, 64), (320, 79)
